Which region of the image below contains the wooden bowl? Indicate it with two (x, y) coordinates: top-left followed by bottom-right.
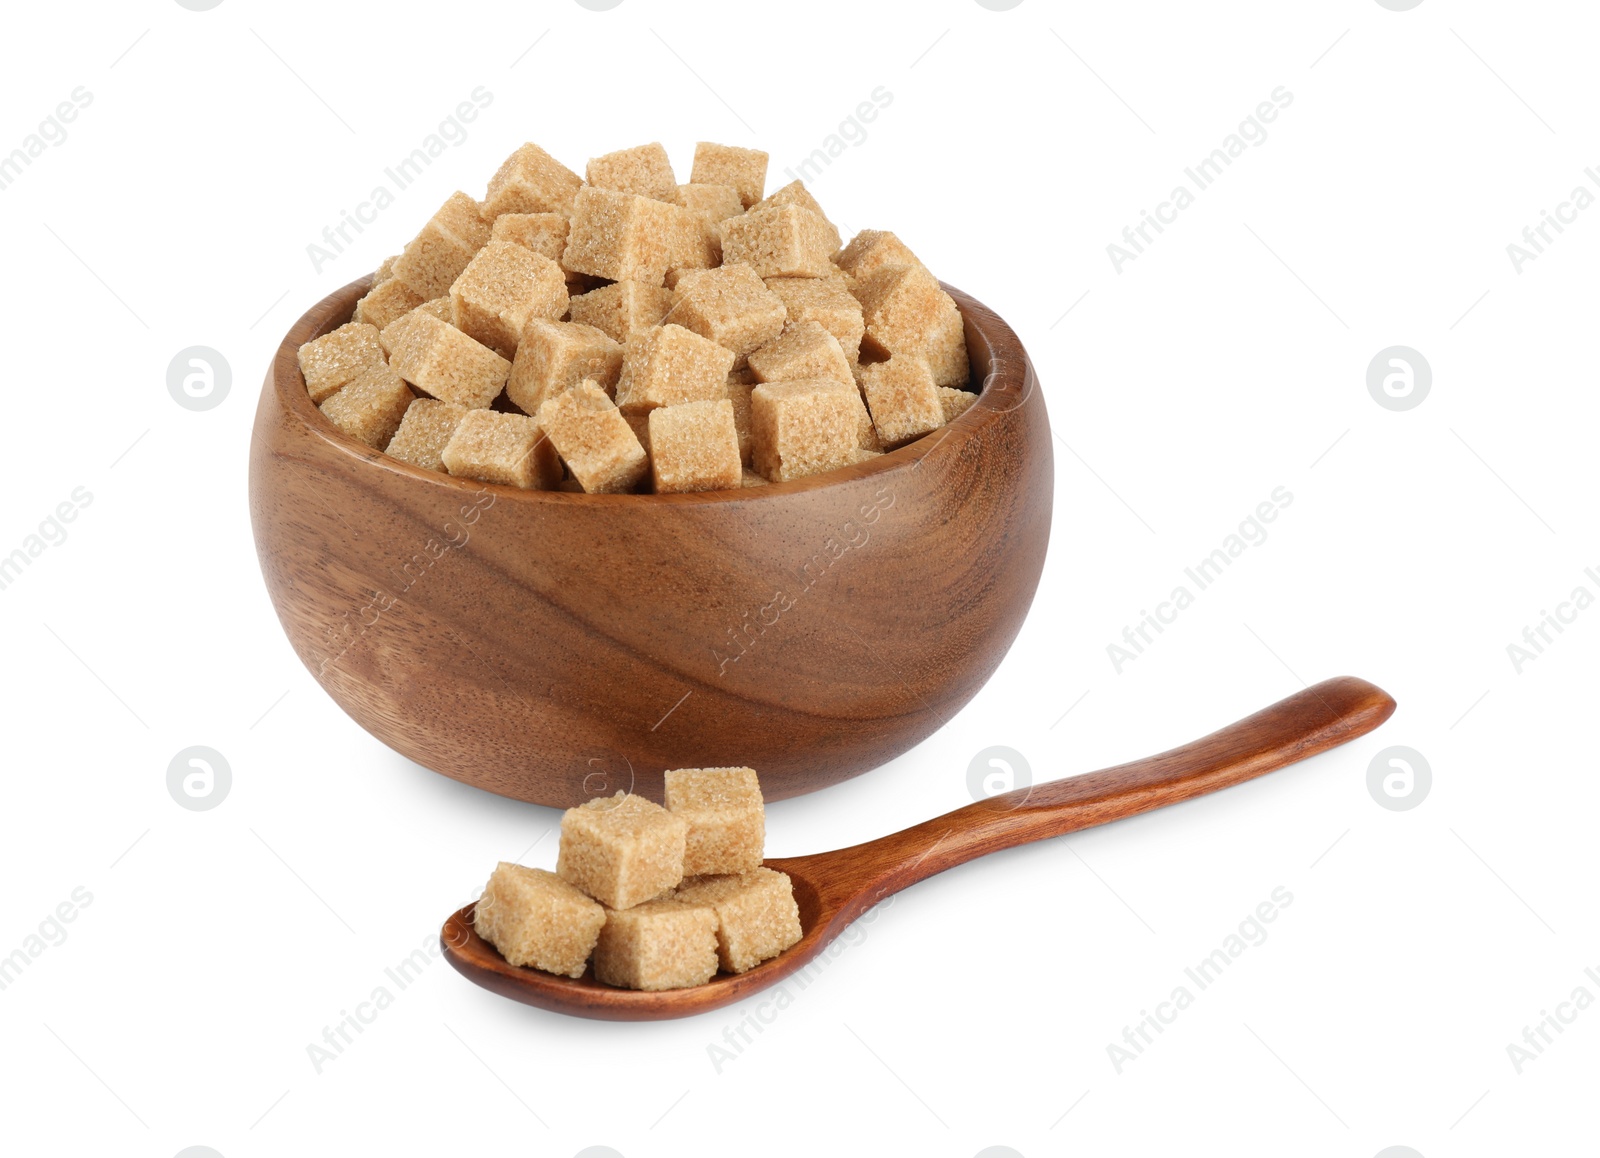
(248, 277), (1053, 806)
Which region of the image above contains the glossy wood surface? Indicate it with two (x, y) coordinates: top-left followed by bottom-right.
(442, 676), (1396, 1020)
(249, 276), (1053, 805)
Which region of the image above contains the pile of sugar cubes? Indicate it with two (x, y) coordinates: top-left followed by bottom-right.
(297, 140), (978, 493)
(473, 767), (803, 990)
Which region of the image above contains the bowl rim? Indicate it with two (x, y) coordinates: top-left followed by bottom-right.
(269, 275), (1035, 505)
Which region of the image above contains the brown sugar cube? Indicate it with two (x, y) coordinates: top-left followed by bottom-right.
(751, 378), (863, 481)
(353, 277), (425, 331)
(490, 212), (570, 261)
(377, 299), (450, 357)
(648, 400), (742, 494)
(667, 215), (718, 276)
(676, 182), (744, 268)
(298, 322), (385, 404)
(663, 767), (764, 875)
(689, 142), (768, 209)
(483, 142), (584, 218)
(673, 868), (801, 974)
(853, 263), (970, 387)
(439, 409), (560, 490)
(623, 410), (652, 457)
(825, 374), (879, 451)
(557, 791), (688, 910)
(592, 899), (718, 991)
(921, 305), (972, 388)
(763, 275), (864, 363)
(659, 203), (718, 278)
(861, 302), (970, 390)
(562, 187), (700, 286)
(507, 320), (623, 414)
(392, 191), (490, 299)
(586, 142), (681, 204)
(825, 376), (879, 452)
(753, 179), (841, 254)
(720, 204), (835, 278)
(658, 212), (714, 281)
(536, 380), (649, 494)
(449, 240), (568, 358)
(741, 468), (768, 488)
(678, 182), (744, 224)
(384, 397), (469, 472)
(668, 263), (786, 358)
(835, 229), (922, 280)
(850, 387), (881, 451)
(747, 320), (853, 387)
(614, 323), (735, 414)
(566, 280), (678, 342)
(379, 313), (428, 360)
(851, 259), (940, 334)
(940, 385), (978, 423)
(373, 254), (398, 282)
(389, 313), (510, 409)
(319, 363), (413, 449)
(725, 376), (754, 465)
(665, 263), (732, 294)
(473, 862), (605, 978)
(860, 355), (944, 448)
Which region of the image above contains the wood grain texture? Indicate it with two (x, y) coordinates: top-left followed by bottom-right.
(441, 676), (1397, 1020)
(249, 276), (1053, 805)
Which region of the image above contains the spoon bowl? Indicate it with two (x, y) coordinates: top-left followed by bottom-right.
(442, 852), (842, 1020)
(443, 676), (1397, 1019)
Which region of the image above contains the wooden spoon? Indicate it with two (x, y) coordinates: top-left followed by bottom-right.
(442, 676), (1395, 1020)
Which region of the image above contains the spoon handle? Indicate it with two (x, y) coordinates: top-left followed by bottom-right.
(797, 676), (1395, 913)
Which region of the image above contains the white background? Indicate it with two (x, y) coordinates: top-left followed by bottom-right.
(1, 1), (1595, 1155)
